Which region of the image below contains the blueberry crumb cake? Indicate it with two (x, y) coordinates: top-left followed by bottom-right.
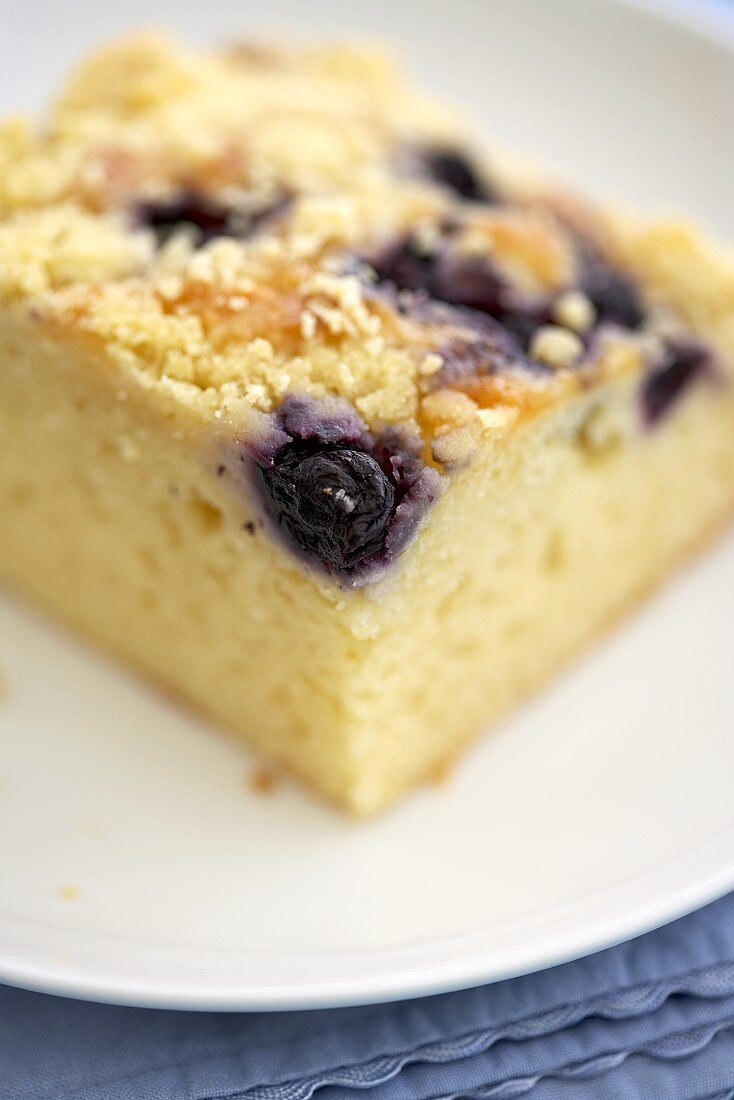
(1, 35), (733, 814)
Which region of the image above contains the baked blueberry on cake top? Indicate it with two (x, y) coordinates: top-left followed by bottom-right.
(1, 35), (732, 813)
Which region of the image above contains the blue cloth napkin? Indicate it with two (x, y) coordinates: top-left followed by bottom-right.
(2, 892), (734, 1100)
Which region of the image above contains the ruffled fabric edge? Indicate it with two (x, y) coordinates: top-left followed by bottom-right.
(230, 965), (734, 1100)
(447, 1019), (734, 1098)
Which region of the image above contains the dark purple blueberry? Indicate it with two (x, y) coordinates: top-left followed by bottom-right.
(370, 236), (505, 314)
(369, 235), (551, 355)
(432, 252), (506, 315)
(642, 338), (712, 425)
(578, 243), (645, 330)
(411, 301), (547, 382)
(137, 190), (290, 248)
(370, 237), (438, 295)
(368, 236), (547, 378)
(258, 443), (395, 574)
(420, 147), (496, 204)
(501, 306), (553, 351)
(248, 396), (442, 582)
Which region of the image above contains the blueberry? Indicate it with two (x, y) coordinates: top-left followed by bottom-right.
(370, 236), (546, 365)
(432, 252), (505, 315)
(500, 306), (551, 351)
(137, 191), (235, 246)
(248, 397), (443, 581)
(642, 338), (711, 425)
(371, 236), (504, 315)
(370, 237), (438, 295)
(433, 310), (549, 382)
(578, 244), (645, 330)
(420, 147), (496, 204)
(137, 190), (289, 248)
(258, 443), (395, 574)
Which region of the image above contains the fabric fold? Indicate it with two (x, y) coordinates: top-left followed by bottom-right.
(2, 893), (734, 1100)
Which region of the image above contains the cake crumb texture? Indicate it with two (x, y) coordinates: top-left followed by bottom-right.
(0, 35), (733, 813)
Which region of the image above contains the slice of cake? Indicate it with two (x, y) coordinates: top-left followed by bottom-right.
(1, 36), (733, 814)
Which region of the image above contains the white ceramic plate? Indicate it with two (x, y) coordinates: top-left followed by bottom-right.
(1, 0), (734, 1011)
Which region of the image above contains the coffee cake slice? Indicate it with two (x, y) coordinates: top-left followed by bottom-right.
(1, 35), (732, 813)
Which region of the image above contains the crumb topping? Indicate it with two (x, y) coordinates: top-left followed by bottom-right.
(529, 325), (584, 369)
(551, 289), (596, 333)
(0, 33), (714, 471)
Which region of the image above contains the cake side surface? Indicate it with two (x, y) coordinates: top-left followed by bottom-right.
(2, 291), (732, 813)
(1, 34), (733, 812)
(0, 307), (378, 805)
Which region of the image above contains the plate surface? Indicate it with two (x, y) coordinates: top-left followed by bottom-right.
(1, 0), (734, 1011)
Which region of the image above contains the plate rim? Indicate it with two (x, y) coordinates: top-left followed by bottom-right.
(1, 833), (734, 1010)
(1, 827), (734, 1007)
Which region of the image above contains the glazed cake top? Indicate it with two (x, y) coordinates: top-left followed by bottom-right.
(0, 35), (715, 581)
